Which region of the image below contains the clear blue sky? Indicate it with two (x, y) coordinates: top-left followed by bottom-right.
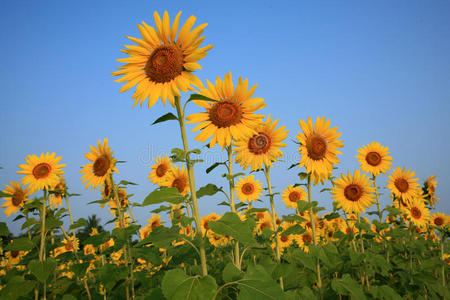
(1, 0), (449, 234)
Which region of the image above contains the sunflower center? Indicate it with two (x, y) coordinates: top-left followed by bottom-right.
(156, 164), (168, 177)
(241, 183), (255, 195)
(306, 135), (327, 160)
(302, 234), (312, 243)
(151, 221), (160, 229)
(209, 101), (242, 128)
(145, 45), (184, 83)
(344, 184), (362, 202)
(248, 133), (271, 155)
(93, 155), (110, 177)
(11, 251), (19, 258)
(12, 191), (24, 207)
(395, 178), (409, 193)
(55, 183), (65, 195)
(280, 235), (289, 242)
(260, 221), (271, 230)
(366, 151), (382, 166)
(434, 217), (444, 226)
(410, 207), (421, 219)
(172, 178), (187, 194)
(288, 191), (301, 203)
(65, 242), (73, 251)
(32, 163), (51, 179)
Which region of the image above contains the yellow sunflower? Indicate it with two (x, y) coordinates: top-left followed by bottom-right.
(296, 117), (343, 185)
(140, 224), (152, 240)
(148, 155), (173, 186)
(49, 175), (66, 209)
(107, 187), (129, 215)
(356, 142), (392, 176)
(256, 213), (274, 234)
(281, 185), (307, 209)
(81, 138), (118, 190)
(424, 175), (439, 207)
(201, 213), (220, 235)
(112, 11), (213, 108)
(167, 165), (190, 195)
(18, 152), (66, 193)
(207, 231), (230, 247)
(2, 181), (31, 217)
(234, 115), (288, 170)
(235, 175), (263, 203)
(294, 229), (314, 253)
(186, 72), (266, 148)
(5, 250), (28, 266)
(430, 212), (447, 228)
(147, 214), (163, 230)
(386, 167), (421, 203)
(406, 198), (430, 228)
(331, 170), (375, 215)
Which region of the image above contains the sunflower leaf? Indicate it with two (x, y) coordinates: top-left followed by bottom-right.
(28, 258), (57, 282)
(5, 237), (35, 251)
(206, 162), (225, 174)
(197, 184), (221, 198)
(187, 93), (219, 102)
(0, 222), (10, 236)
(118, 180), (138, 186)
(152, 112), (178, 125)
(142, 187), (185, 206)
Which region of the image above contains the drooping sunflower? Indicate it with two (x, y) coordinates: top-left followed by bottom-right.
(2, 181), (31, 217)
(112, 11), (213, 108)
(386, 167), (421, 203)
(18, 152), (66, 193)
(281, 185), (307, 209)
(235, 175), (263, 203)
(81, 138), (118, 190)
(406, 198), (430, 228)
(430, 212), (447, 228)
(148, 155), (173, 186)
(423, 175), (439, 207)
(49, 175), (66, 209)
(167, 165), (190, 195)
(331, 170), (376, 215)
(356, 142), (392, 176)
(234, 115), (288, 170)
(186, 72), (266, 148)
(296, 117), (343, 185)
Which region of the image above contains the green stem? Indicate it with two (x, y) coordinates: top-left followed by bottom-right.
(174, 96), (208, 276)
(227, 146), (240, 269)
(307, 175), (322, 291)
(64, 196), (77, 239)
(372, 175), (382, 222)
(440, 233), (446, 287)
(39, 189), (48, 300)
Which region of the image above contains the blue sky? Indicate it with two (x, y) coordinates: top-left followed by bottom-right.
(1, 0), (449, 234)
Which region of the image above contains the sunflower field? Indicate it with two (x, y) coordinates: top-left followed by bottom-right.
(1, 10), (449, 300)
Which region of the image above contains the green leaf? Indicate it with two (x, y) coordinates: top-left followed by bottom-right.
(162, 268), (217, 300)
(188, 93), (219, 103)
(370, 285), (402, 300)
(331, 274), (366, 300)
(0, 276), (35, 300)
(282, 215), (307, 223)
(147, 226), (180, 249)
(84, 231), (111, 246)
(131, 247), (163, 266)
(46, 216), (63, 230)
(296, 200), (312, 213)
(0, 222), (11, 236)
(197, 184), (221, 198)
(281, 224), (305, 236)
(0, 190), (11, 198)
(62, 295), (78, 300)
(236, 265), (285, 300)
(171, 148), (186, 162)
(87, 199), (109, 205)
(118, 180), (138, 186)
(71, 262), (90, 278)
(98, 263), (128, 291)
(151, 205), (172, 213)
(5, 237), (35, 251)
(206, 162), (224, 174)
(298, 172), (308, 180)
(112, 225), (140, 243)
(152, 112), (178, 125)
(209, 212), (256, 245)
(324, 212), (340, 220)
(69, 218), (88, 230)
(142, 187), (185, 206)
(28, 258), (57, 282)
(21, 218), (38, 230)
(223, 262), (243, 283)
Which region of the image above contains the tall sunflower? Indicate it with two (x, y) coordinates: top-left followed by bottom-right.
(186, 73), (266, 148)
(356, 142), (392, 176)
(406, 198), (430, 228)
(429, 212), (447, 228)
(167, 165), (189, 195)
(148, 155), (173, 186)
(296, 117), (343, 185)
(235, 175), (263, 203)
(112, 11), (213, 108)
(234, 115), (288, 170)
(386, 167), (421, 203)
(331, 170), (376, 215)
(17, 152), (66, 193)
(281, 185), (307, 209)
(81, 138), (118, 190)
(2, 181), (31, 217)
(423, 175), (439, 207)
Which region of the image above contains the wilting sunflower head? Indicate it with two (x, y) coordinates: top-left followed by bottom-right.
(423, 175), (439, 207)
(2, 181), (31, 217)
(167, 165), (190, 195)
(281, 185), (307, 209)
(406, 198), (430, 228)
(296, 116), (343, 185)
(112, 11), (213, 108)
(148, 155), (173, 186)
(331, 170), (376, 215)
(81, 138), (118, 190)
(356, 142), (392, 177)
(186, 72), (266, 148)
(386, 167), (421, 203)
(234, 115), (288, 171)
(18, 152), (66, 193)
(235, 175), (263, 203)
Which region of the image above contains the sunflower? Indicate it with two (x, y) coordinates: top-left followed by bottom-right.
(167, 165), (189, 195)
(234, 115), (288, 170)
(112, 11), (213, 108)
(55, 237), (79, 256)
(201, 213), (220, 235)
(356, 142), (392, 176)
(5, 250), (28, 266)
(81, 138), (118, 190)
(430, 212), (447, 228)
(18, 152), (66, 193)
(296, 117), (343, 185)
(147, 214), (163, 230)
(140, 225), (152, 240)
(2, 181), (31, 217)
(294, 229), (314, 253)
(386, 167), (421, 203)
(101, 177), (113, 200)
(186, 72), (266, 148)
(235, 175), (263, 203)
(256, 213), (274, 234)
(406, 198), (430, 227)
(281, 185), (307, 209)
(49, 175), (66, 209)
(424, 175), (439, 207)
(148, 155), (173, 186)
(107, 187), (129, 215)
(331, 170), (375, 215)
(207, 231), (230, 247)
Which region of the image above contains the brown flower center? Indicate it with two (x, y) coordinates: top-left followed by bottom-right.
(203, 220), (210, 230)
(306, 135), (327, 160)
(12, 191), (25, 207)
(32, 163), (51, 179)
(241, 183), (255, 195)
(172, 177), (187, 194)
(256, 212), (265, 220)
(260, 221), (271, 231)
(288, 191), (301, 203)
(394, 178), (409, 193)
(410, 207), (421, 219)
(344, 184), (362, 202)
(434, 217), (444, 226)
(151, 220), (161, 229)
(93, 155), (111, 177)
(156, 164), (168, 177)
(65, 242), (73, 251)
(365, 151), (382, 166)
(11, 251), (19, 258)
(248, 133), (271, 155)
(145, 45), (183, 83)
(280, 235), (289, 242)
(302, 234), (312, 243)
(209, 101), (242, 128)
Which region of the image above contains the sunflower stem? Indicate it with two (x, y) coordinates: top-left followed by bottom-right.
(440, 232), (446, 287)
(174, 96), (208, 276)
(372, 175), (383, 222)
(227, 146), (241, 270)
(64, 195), (77, 240)
(38, 189), (48, 300)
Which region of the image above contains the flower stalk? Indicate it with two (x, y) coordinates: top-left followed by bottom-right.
(227, 146), (240, 269)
